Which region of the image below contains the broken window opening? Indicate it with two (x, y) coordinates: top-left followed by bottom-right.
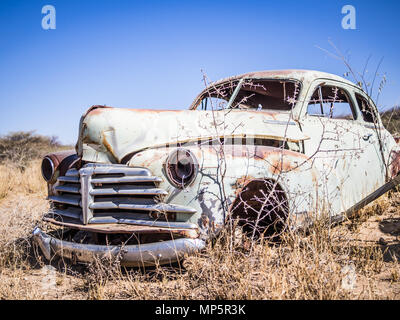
(355, 93), (379, 124)
(307, 85), (356, 120)
(197, 79), (301, 111)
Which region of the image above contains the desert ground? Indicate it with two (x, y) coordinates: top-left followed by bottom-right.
(0, 131), (399, 300)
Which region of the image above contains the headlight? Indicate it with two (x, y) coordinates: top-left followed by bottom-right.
(41, 156), (55, 182)
(165, 148), (198, 188)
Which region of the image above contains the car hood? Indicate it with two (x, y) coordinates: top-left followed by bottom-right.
(77, 106), (309, 163)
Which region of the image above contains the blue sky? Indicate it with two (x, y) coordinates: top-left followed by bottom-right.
(0, 0), (399, 144)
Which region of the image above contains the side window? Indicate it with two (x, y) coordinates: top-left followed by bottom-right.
(355, 93), (377, 123)
(307, 85), (356, 120)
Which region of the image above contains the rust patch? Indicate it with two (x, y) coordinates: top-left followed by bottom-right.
(243, 70), (308, 78)
(85, 105), (113, 116)
(44, 150), (80, 184)
(390, 149), (400, 178)
(201, 145), (308, 161)
(89, 108), (184, 114)
(254, 146), (308, 160)
(268, 155), (298, 175)
(43, 216), (199, 239)
(102, 134), (119, 162)
(124, 109), (182, 113)
(141, 152), (165, 168)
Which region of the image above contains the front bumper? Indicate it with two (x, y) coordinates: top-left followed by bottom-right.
(32, 227), (205, 267)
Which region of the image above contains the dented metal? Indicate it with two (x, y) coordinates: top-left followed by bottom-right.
(34, 69), (400, 265)
(33, 227), (205, 267)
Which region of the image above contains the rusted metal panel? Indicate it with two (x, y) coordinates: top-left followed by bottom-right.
(43, 150), (79, 180)
(43, 216), (199, 238)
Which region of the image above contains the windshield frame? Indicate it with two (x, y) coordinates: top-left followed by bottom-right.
(190, 77), (303, 112)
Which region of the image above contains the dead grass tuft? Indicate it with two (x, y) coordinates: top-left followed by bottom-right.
(0, 160), (47, 201)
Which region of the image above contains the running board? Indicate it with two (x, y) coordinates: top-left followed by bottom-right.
(332, 174), (400, 224)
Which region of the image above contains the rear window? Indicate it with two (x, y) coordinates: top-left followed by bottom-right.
(355, 93), (378, 123)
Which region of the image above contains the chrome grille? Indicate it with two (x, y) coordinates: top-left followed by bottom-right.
(49, 163), (196, 225)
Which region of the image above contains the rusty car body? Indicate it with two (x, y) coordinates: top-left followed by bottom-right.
(33, 70), (400, 266)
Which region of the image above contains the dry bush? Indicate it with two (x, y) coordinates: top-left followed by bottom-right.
(381, 106), (400, 136)
(0, 131), (65, 169)
(0, 130), (71, 200)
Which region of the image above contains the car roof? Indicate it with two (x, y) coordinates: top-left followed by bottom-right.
(211, 69), (356, 87)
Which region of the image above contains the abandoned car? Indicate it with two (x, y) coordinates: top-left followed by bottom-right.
(33, 70), (400, 266)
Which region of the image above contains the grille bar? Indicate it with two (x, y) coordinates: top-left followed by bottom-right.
(90, 187), (167, 196)
(65, 169), (79, 177)
(55, 185), (80, 194)
(91, 166), (150, 176)
(50, 207), (81, 220)
(58, 176), (79, 183)
(90, 201), (197, 213)
(49, 163), (197, 225)
(49, 195), (81, 207)
(91, 176), (162, 184)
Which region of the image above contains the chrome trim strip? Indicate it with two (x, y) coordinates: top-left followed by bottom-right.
(90, 176), (162, 184)
(49, 207), (81, 220)
(263, 119), (297, 126)
(117, 218), (199, 229)
(57, 176), (80, 183)
(55, 185), (80, 194)
(90, 202), (196, 213)
(49, 195), (81, 207)
(65, 169), (79, 177)
(90, 187), (167, 196)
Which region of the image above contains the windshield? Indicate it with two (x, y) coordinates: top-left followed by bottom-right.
(196, 79), (301, 111)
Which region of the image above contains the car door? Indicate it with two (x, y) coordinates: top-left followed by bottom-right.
(299, 80), (373, 216)
(353, 92), (387, 189)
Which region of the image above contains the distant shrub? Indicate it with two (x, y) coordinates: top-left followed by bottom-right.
(381, 106), (400, 136)
(0, 131), (63, 169)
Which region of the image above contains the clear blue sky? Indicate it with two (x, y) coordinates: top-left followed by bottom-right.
(0, 0), (399, 144)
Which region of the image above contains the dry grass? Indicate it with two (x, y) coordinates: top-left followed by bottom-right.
(0, 161), (399, 299)
(0, 160), (47, 201)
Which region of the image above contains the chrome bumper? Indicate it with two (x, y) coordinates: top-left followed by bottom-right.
(32, 227), (205, 267)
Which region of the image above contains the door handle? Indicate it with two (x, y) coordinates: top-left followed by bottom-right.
(363, 133), (373, 141)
